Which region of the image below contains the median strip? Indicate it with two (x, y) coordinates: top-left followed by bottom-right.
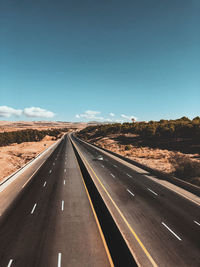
(71, 138), (137, 267)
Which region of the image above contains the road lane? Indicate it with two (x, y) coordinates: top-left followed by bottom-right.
(72, 135), (200, 267)
(0, 139), (62, 216)
(0, 135), (110, 267)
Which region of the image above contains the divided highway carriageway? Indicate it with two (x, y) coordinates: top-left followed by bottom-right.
(0, 133), (199, 267)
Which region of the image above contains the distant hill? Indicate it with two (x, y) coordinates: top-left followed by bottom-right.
(0, 121), (88, 132)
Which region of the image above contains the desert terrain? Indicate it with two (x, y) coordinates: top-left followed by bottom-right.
(0, 120), (90, 182)
(0, 136), (56, 183)
(0, 120), (87, 132)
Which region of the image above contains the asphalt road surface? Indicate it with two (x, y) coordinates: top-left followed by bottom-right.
(0, 135), (111, 267)
(72, 135), (200, 267)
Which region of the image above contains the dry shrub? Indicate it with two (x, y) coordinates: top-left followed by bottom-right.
(169, 153), (200, 185)
(125, 145), (132, 150)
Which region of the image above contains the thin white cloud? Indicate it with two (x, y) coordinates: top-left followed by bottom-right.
(75, 110), (104, 121)
(115, 119), (124, 123)
(23, 107), (55, 118)
(121, 114), (137, 122)
(84, 110), (101, 115)
(109, 113), (115, 117)
(0, 106), (22, 117)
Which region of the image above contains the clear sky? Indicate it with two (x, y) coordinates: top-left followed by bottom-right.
(0, 0), (199, 122)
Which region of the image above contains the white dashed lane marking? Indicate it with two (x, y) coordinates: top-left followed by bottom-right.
(31, 203), (37, 214)
(43, 181), (47, 187)
(7, 259), (13, 267)
(194, 220), (200, 226)
(147, 188), (158, 196)
(58, 253), (62, 267)
(61, 201), (64, 211)
(127, 189), (134, 197)
(162, 222), (182, 241)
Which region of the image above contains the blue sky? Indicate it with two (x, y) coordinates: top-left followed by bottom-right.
(0, 0), (199, 122)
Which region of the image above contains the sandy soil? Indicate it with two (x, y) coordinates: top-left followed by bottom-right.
(0, 136), (56, 183)
(91, 136), (199, 174)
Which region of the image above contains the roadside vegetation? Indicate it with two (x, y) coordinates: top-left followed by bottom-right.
(79, 117), (200, 144)
(77, 117), (200, 186)
(169, 153), (200, 185)
(0, 128), (68, 147)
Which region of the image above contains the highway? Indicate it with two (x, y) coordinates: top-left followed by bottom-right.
(0, 135), (111, 267)
(71, 135), (200, 267)
(0, 132), (199, 267)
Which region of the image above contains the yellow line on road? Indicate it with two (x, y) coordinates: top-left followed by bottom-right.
(74, 149), (114, 267)
(73, 139), (158, 267)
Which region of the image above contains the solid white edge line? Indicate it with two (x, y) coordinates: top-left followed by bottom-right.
(194, 220), (200, 226)
(127, 189), (135, 197)
(58, 252), (61, 267)
(43, 181), (47, 187)
(7, 259), (13, 267)
(147, 188), (158, 196)
(61, 201), (64, 211)
(162, 222), (182, 241)
(31, 203), (37, 214)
